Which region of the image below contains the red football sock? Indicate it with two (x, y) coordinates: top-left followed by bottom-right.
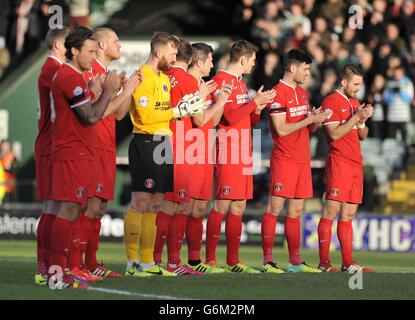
(153, 211), (172, 264)
(84, 215), (99, 269)
(337, 219), (354, 267)
(226, 212), (243, 266)
(186, 216), (203, 262)
(167, 214), (187, 265)
(285, 216), (302, 266)
(68, 214), (84, 270)
(36, 214), (46, 275)
(318, 217), (333, 264)
(205, 209), (225, 263)
(41, 213), (56, 271)
(261, 212), (277, 264)
(49, 217), (73, 274)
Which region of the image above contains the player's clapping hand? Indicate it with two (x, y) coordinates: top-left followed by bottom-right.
(199, 79), (217, 100)
(102, 70), (121, 94)
(122, 70), (143, 96)
(215, 81), (233, 105)
(253, 85), (276, 110)
(309, 106), (329, 124)
(88, 74), (105, 101)
(356, 103), (374, 122)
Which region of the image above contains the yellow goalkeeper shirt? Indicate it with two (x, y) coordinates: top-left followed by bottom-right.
(130, 64), (174, 135)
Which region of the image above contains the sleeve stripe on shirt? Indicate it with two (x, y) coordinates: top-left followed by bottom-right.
(323, 121), (340, 126)
(270, 112), (286, 116)
(70, 97), (91, 109)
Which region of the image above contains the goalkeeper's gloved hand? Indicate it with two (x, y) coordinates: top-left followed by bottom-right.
(172, 93), (205, 119)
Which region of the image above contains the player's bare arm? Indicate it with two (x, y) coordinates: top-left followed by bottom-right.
(324, 103), (369, 141)
(272, 107), (328, 137)
(192, 81), (232, 127)
(357, 103), (374, 141)
(74, 70), (120, 125)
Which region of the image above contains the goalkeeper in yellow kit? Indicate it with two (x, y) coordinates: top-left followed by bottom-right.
(124, 31), (205, 276)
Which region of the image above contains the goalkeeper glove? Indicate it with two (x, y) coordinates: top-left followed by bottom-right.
(172, 93), (205, 119)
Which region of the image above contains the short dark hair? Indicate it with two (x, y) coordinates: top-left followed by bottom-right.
(64, 27), (95, 60)
(229, 40), (258, 63)
(339, 64), (364, 81)
(150, 31), (179, 55)
(176, 38), (193, 63)
(189, 42), (214, 68)
(283, 49), (313, 71)
(46, 27), (71, 50)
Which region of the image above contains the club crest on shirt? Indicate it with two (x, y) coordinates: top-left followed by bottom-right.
(73, 86), (84, 96)
(325, 108), (333, 119)
(75, 187), (86, 199)
(222, 185), (231, 195)
(145, 178), (155, 189)
(96, 183), (104, 193)
(273, 183), (283, 192)
(138, 96), (149, 107)
(178, 189), (187, 199)
(330, 188), (340, 197)
(163, 84), (169, 93)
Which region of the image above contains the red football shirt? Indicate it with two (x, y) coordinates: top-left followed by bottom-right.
(322, 90), (362, 164)
(51, 63), (95, 161)
(35, 55), (63, 156)
(213, 70), (258, 156)
(268, 80), (311, 163)
(89, 59), (116, 152)
(165, 66), (199, 162)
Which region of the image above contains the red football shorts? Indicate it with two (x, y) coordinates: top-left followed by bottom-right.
(91, 148), (116, 201)
(35, 154), (53, 200)
(325, 154), (363, 204)
(190, 162), (214, 200)
(51, 159), (95, 206)
(269, 154), (313, 199)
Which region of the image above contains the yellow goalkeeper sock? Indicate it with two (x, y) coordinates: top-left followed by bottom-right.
(140, 212), (157, 264)
(124, 208), (143, 261)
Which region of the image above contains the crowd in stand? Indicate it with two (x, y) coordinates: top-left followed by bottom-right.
(0, 0), (91, 80)
(230, 0), (415, 150)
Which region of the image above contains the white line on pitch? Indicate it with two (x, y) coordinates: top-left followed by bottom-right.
(87, 286), (195, 300)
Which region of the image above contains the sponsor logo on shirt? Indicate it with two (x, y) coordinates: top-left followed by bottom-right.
(236, 93), (250, 104)
(73, 86), (84, 96)
(138, 96), (149, 107)
(145, 178), (155, 189)
(289, 105), (308, 117)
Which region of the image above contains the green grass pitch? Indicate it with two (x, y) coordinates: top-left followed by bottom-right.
(1, 240), (414, 300)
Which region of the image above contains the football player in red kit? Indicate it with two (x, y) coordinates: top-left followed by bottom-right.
(204, 40), (276, 273)
(48, 27), (120, 288)
(186, 42), (232, 273)
(35, 27), (70, 286)
(261, 49), (329, 273)
(318, 64), (374, 273)
(67, 28), (142, 281)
